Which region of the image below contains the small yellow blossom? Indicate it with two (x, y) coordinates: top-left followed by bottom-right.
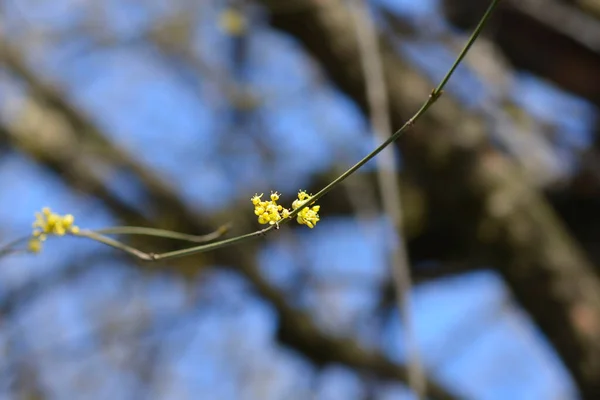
(29, 207), (80, 254)
(251, 193), (263, 206)
(251, 191), (288, 226)
(251, 190), (321, 228)
(218, 8), (247, 36)
(292, 190), (320, 229)
(28, 238), (42, 253)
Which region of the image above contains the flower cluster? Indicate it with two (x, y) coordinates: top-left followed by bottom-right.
(29, 207), (80, 253)
(251, 192), (286, 225)
(292, 191), (320, 229)
(251, 190), (320, 229)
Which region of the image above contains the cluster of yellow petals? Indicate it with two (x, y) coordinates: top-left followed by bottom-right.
(251, 190), (320, 229)
(251, 192), (286, 226)
(28, 207), (80, 253)
(292, 191), (320, 229)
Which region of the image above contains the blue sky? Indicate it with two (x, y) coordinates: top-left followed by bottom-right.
(0, 0), (593, 398)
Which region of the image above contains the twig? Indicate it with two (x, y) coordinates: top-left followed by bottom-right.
(93, 223), (231, 243)
(101, 0), (500, 262)
(0, 0), (500, 265)
(73, 226), (271, 261)
(0, 236), (29, 257)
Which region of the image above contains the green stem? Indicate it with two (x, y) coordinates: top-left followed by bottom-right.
(76, 225), (270, 261)
(75, 230), (156, 260)
(92, 224), (230, 243)
(124, 0), (499, 261)
(434, 0), (499, 94)
(150, 227), (271, 260)
(118, 0), (499, 261)
(287, 0), (500, 216)
(15, 0), (500, 263)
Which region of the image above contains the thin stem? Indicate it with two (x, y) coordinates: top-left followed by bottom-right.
(289, 0), (500, 214)
(92, 224), (230, 243)
(150, 227), (270, 260)
(75, 226), (271, 261)
(4, 0), (499, 263)
(80, 0), (499, 261)
(0, 236), (29, 258)
(434, 0), (500, 95)
(75, 231), (155, 260)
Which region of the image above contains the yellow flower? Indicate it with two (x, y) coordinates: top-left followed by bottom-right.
(251, 191), (289, 225)
(292, 191), (320, 228)
(218, 8), (247, 36)
(28, 238), (42, 253)
(251, 190), (320, 228)
(29, 207), (80, 254)
(251, 193), (263, 206)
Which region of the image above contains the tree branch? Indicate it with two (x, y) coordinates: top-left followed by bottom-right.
(0, 42), (458, 399)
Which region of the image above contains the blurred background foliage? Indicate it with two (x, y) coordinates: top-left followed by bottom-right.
(1, 0), (600, 399)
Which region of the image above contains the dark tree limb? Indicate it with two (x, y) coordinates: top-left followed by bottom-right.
(443, 0), (600, 107)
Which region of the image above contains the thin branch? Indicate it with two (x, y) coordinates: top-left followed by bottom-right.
(275, 0), (501, 211)
(93, 223), (231, 243)
(74, 226), (271, 261)
(0, 80), (460, 400)
(0, 236), (29, 257)
(112, 0), (501, 261)
(0, 224), (230, 261)
(0, 0), (500, 264)
(74, 231), (157, 261)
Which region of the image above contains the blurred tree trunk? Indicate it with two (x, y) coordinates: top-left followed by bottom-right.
(443, 0), (600, 269)
(443, 0), (600, 107)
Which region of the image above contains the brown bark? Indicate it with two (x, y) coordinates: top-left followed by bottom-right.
(443, 0), (600, 107)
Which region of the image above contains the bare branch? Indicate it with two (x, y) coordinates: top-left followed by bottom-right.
(0, 40), (458, 399)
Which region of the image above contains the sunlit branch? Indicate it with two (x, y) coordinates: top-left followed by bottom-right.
(0, 0), (500, 263)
